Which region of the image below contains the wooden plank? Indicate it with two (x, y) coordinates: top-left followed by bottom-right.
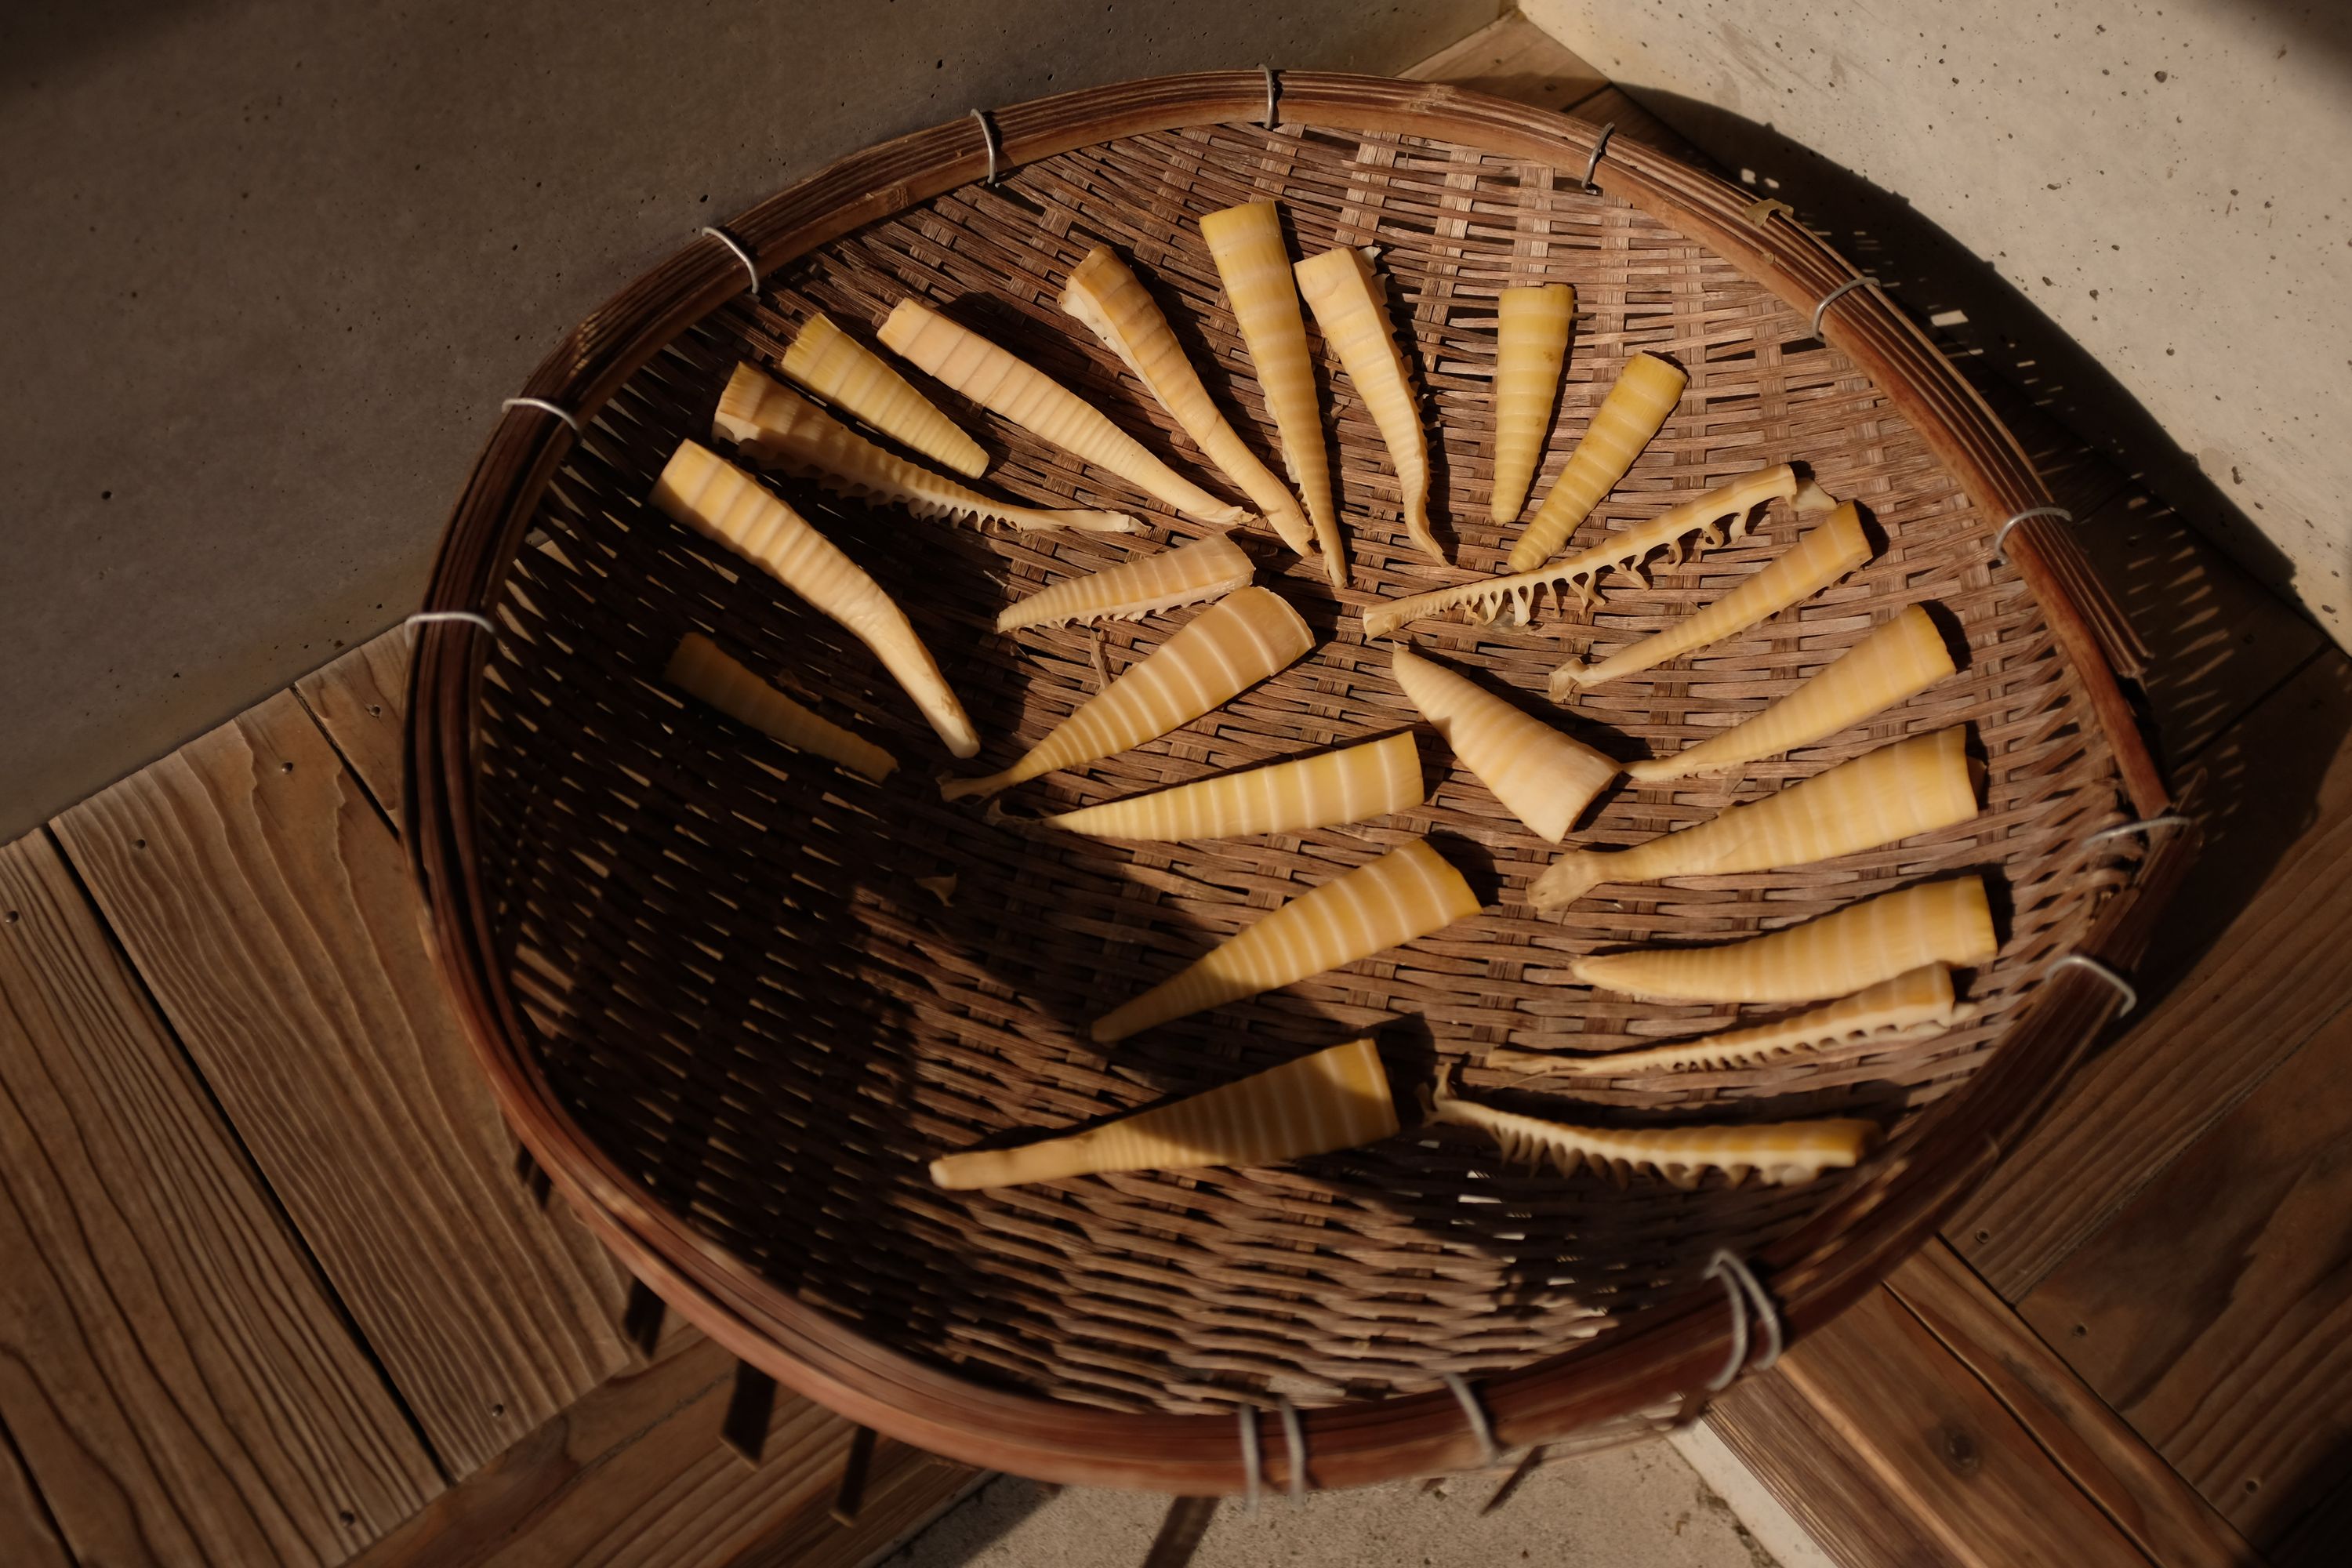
(1400, 13), (1611, 113)
(0, 829), (441, 1564)
(1764, 1287), (2151, 1567)
(0, 1424), (75, 1568)
(349, 1334), (973, 1568)
(1888, 1243), (2256, 1566)
(2023, 999), (2352, 1549)
(1705, 1369), (1952, 1567)
(1551, 82), (1700, 162)
(295, 627), (412, 824)
(52, 695), (634, 1479)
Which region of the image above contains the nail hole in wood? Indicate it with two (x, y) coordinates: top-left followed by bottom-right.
(339, 1510), (357, 1527)
(281, 760), (294, 773)
(2245, 1479), (2260, 1494)
(368, 703), (383, 717)
(491, 1401), (506, 1417)
(1973, 1229), (1991, 1243)
(2072, 1323), (2089, 1337)
(3, 911), (16, 925)
(133, 838), (146, 849)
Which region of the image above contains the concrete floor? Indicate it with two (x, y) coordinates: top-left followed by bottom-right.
(878, 1436), (1813, 1568)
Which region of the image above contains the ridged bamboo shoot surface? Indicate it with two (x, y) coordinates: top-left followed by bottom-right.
(411, 72), (2169, 1494)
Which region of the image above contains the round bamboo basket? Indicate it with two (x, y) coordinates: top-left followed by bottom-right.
(407, 71), (2187, 1493)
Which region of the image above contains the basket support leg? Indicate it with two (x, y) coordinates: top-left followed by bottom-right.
(721, 1360), (779, 1465)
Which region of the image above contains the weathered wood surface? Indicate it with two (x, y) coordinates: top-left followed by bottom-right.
(0, 1428), (72, 1568)
(1400, 12), (1610, 112)
(296, 629), (414, 824)
(52, 695), (635, 1479)
(0, 829), (442, 1565)
(1705, 1367), (1953, 1568)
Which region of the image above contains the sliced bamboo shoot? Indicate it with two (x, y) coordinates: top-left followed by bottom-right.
(1294, 245), (1440, 562)
(716, 364), (1135, 533)
(651, 442), (980, 757)
(930, 1037), (1397, 1189)
(663, 633), (897, 782)
(1573, 876), (1998, 1004)
(1061, 245), (1313, 556)
(1092, 837), (1480, 1043)
(1044, 731), (1425, 840)
(1627, 604), (1956, 782)
(941, 586), (1312, 800)
(1550, 501), (1872, 694)
(1200, 200), (1345, 588)
(1428, 1079), (1876, 1189)
(1489, 284), (1576, 525)
(1391, 644), (1617, 843)
(995, 532), (1252, 633)
(1508, 352), (1688, 572)
(877, 299), (1244, 524)
(1491, 964), (1974, 1078)
(1359, 464), (1810, 638)
(778, 311), (987, 477)
(1533, 728), (1980, 909)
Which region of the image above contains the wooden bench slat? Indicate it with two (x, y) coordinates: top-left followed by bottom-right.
(295, 630), (413, 825)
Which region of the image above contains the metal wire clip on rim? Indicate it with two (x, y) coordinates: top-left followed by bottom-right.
(701, 226), (760, 296)
(1992, 505), (2074, 564)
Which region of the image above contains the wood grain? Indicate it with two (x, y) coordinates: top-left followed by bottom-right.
(2024, 999), (2352, 1548)
(1704, 1368), (1953, 1567)
(0, 1422), (76, 1568)
(1400, 13), (1610, 113)
(1889, 1243), (2256, 1566)
(295, 627), (413, 824)
(0, 828), (441, 1564)
(1951, 652), (2352, 1297)
(350, 1333), (971, 1568)
(52, 694), (634, 1479)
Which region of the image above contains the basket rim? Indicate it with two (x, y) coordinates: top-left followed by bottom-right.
(405, 68), (2181, 1492)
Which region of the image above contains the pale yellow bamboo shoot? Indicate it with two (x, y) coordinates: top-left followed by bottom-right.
(1092, 837), (1480, 1042)
(1390, 644), (1617, 843)
(1294, 245), (1440, 562)
(1534, 727), (1979, 909)
(1061, 245), (1314, 556)
(1508, 352), (1688, 572)
(931, 1037), (1397, 1189)
(1200, 201), (1345, 589)
(1550, 501), (1873, 694)
(877, 299), (1244, 525)
(941, 586), (1312, 800)
(662, 633), (897, 782)
(1489, 284), (1575, 525)
(650, 441), (980, 757)
(1428, 1078), (1876, 1189)
(778, 311), (988, 477)
(716, 364), (1136, 533)
(1573, 876), (1998, 1004)
(1359, 464), (1807, 639)
(1044, 731), (1425, 840)
(1491, 964), (1974, 1078)
(995, 532), (1253, 633)
(1627, 604), (1956, 782)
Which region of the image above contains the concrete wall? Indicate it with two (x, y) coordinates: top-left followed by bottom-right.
(0, 0), (1496, 841)
(1525, 0), (2352, 649)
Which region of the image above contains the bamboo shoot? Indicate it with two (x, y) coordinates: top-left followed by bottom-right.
(1508, 352), (1687, 572)
(717, 364), (1136, 533)
(663, 633), (897, 781)
(778, 311), (988, 477)
(650, 441), (979, 757)
(1294, 245), (1439, 562)
(1550, 501), (1872, 694)
(1428, 1078), (1876, 1189)
(995, 532), (1253, 633)
(1533, 728), (1979, 909)
(1573, 876), (1998, 1004)
(1092, 837), (1480, 1042)
(941, 586), (1312, 800)
(1489, 283), (1576, 525)
(931, 1037), (1397, 1189)
(1627, 604), (1956, 782)
(1061, 245), (1314, 556)
(1390, 644), (1617, 843)
(1044, 731), (1425, 840)
(1201, 200), (1345, 588)
(877, 299), (1243, 525)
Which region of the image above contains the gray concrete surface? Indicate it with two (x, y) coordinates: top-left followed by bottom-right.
(877, 1438), (1784, 1568)
(1523, 0), (2352, 651)
(0, 0), (1496, 841)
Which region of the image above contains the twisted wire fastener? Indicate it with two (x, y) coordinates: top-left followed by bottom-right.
(1580, 122), (1616, 194)
(1442, 1374), (1502, 1468)
(1809, 275), (1873, 339)
(500, 397), (580, 434)
(1703, 1251), (1784, 1392)
(2049, 953), (2137, 1018)
(1276, 1396), (1307, 1501)
(971, 108), (1001, 185)
(699, 227), (760, 296)
(1236, 1404), (1263, 1512)
(2087, 813), (2194, 848)
(1261, 64), (1279, 129)
(1992, 505), (2073, 564)
(405, 611), (499, 637)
